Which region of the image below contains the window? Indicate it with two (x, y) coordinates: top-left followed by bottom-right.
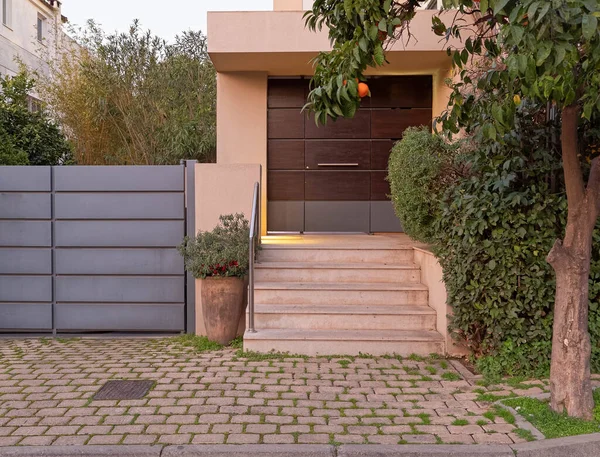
(37, 14), (46, 42)
(27, 96), (42, 114)
(2, 0), (12, 28)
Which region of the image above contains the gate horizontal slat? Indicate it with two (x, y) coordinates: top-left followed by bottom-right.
(55, 193), (184, 219)
(55, 249), (183, 275)
(0, 249), (52, 274)
(54, 166), (184, 191)
(55, 221), (184, 247)
(54, 303), (185, 331)
(55, 276), (185, 303)
(0, 193), (52, 219)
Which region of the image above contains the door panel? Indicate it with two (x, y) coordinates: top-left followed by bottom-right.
(268, 109), (305, 139)
(305, 111), (371, 139)
(305, 171), (370, 201)
(305, 140), (371, 170)
(371, 108), (432, 139)
(268, 171), (305, 201)
(371, 171), (391, 201)
(371, 140), (395, 170)
(268, 79), (307, 108)
(268, 140), (305, 170)
(305, 202), (370, 232)
(369, 76), (433, 108)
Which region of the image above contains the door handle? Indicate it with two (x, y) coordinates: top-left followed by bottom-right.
(317, 163), (359, 167)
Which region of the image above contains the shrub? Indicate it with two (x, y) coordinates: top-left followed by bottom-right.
(178, 214), (249, 279)
(388, 103), (600, 376)
(387, 127), (462, 243)
(0, 70), (72, 165)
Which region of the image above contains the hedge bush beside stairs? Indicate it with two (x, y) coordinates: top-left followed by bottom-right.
(388, 126), (600, 378)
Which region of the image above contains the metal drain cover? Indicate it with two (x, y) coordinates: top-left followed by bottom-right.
(93, 380), (154, 401)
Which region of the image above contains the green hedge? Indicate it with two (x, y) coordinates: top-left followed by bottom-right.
(387, 108), (600, 378)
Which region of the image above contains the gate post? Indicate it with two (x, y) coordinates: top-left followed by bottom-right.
(184, 160), (197, 334)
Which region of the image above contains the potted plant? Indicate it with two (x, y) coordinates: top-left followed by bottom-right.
(178, 214), (249, 345)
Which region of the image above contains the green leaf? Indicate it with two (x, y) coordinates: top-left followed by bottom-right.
(358, 37), (368, 52)
(582, 14), (598, 41)
(368, 24), (379, 41)
(374, 43), (385, 65)
(536, 2), (550, 23)
(378, 18), (387, 32)
(517, 54), (528, 73)
(535, 45), (551, 66)
(383, 0), (392, 11)
(343, 0), (353, 18)
(480, 0), (489, 13)
(492, 0), (510, 15)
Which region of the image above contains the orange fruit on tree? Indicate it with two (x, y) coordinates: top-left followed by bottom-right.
(358, 82), (370, 98)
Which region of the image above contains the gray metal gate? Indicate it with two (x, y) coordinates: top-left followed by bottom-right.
(0, 165), (193, 333)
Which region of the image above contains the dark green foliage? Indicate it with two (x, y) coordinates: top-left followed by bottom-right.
(433, 109), (564, 375)
(388, 127), (461, 243)
(178, 214), (250, 279)
(0, 71), (72, 165)
(389, 102), (600, 377)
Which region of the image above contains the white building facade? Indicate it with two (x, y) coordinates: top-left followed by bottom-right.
(0, 0), (65, 77)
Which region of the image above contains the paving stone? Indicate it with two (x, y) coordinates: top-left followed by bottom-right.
(263, 433), (295, 444)
(87, 434), (124, 445)
(211, 424), (243, 434)
(402, 434), (438, 444)
(0, 437), (21, 446)
(192, 433), (225, 444)
(368, 434), (402, 444)
(45, 425), (81, 435)
(441, 433), (475, 444)
(227, 433), (260, 444)
(18, 435), (56, 445)
(53, 435), (89, 445)
(147, 424), (178, 434)
(484, 423), (517, 433)
(103, 415), (135, 425)
(78, 425), (112, 435)
(69, 416), (102, 426)
(12, 426), (48, 436)
(448, 425), (484, 434)
(472, 433), (514, 444)
(158, 433), (191, 444)
(298, 433), (330, 443)
(122, 434), (157, 444)
(334, 434), (365, 444)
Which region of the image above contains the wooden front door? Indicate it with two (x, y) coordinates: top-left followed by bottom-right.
(267, 76), (432, 233)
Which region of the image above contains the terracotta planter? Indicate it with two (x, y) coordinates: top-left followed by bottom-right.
(201, 276), (245, 345)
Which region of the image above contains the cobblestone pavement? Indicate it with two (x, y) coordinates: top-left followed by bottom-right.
(0, 337), (569, 447)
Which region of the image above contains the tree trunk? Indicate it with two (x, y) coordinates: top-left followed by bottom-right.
(547, 104), (597, 419)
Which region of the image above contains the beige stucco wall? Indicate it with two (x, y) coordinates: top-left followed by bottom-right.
(273, 0), (303, 11)
(215, 73), (268, 236)
(194, 163), (262, 336)
(413, 247), (468, 356)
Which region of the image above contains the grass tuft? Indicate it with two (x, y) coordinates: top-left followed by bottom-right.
(503, 391), (600, 439)
(441, 372), (461, 381)
(169, 334), (223, 352)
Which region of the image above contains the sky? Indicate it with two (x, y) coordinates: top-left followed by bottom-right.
(61, 0), (272, 42)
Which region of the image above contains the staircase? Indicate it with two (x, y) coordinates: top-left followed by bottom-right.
(244, 235), (445, 356)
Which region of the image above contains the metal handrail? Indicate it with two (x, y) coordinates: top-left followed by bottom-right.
(248, 181), (260, 333)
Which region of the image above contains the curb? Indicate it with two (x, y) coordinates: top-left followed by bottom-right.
(1, 436), (600, 457)
(0, 445), (162, 457)
(512, 433), (600, 457)
(162, 444), (334, 457)
(337, 444), (513, 456)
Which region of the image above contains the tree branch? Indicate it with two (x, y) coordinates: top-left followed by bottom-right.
(561, 104), (585, 207)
